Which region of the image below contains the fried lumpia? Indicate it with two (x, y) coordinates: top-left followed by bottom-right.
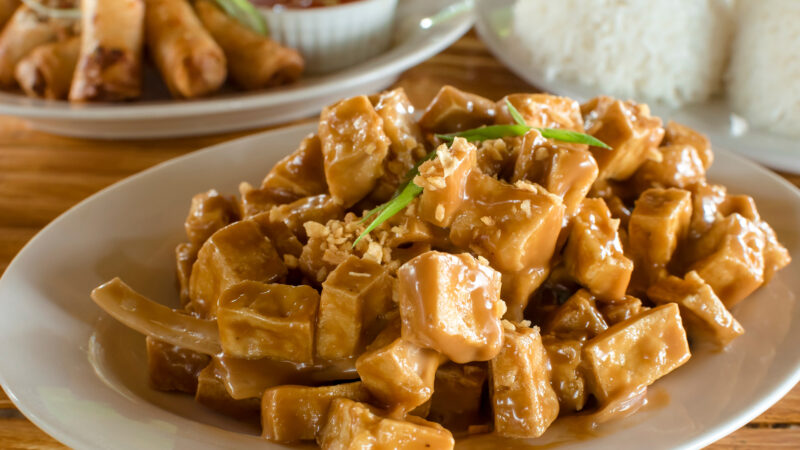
(69, 0), (144, 101)
(15, 36), (80, 99)
(144, 0), (226, 98)
(0, 5), (65, 87)
(194, 0), (303, 90)
(0, 0), (19, 29)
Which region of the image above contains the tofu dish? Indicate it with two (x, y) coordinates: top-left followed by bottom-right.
(90, 86), (791, 448)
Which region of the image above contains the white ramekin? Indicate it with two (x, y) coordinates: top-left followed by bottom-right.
(260, 0), (398, 75)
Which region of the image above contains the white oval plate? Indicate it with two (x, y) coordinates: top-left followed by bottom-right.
(0, 123), (799, 449)
(474, 0), (800, 173)
(0, 0), (472, 139)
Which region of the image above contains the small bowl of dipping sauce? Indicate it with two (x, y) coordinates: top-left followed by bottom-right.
(257, 0), (398, 74)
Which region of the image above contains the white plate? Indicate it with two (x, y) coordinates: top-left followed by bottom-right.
(1, 123), (799, 449)
(474, 0), (800, 173)
(0, 0), (472, 139)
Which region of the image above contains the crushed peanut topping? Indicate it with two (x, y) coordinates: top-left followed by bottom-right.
(283, 254), (299, 269)
(480, 216), (495, 226)
(435, 204), (445, 222)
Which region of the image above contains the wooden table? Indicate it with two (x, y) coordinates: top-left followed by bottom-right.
(1, 31), (798, 449)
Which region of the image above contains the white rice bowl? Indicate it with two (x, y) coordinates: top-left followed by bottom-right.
(727, 0), (800, 138)
(512, 0), (734, 107)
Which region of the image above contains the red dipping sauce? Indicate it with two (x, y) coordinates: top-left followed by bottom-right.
(255, 0), (364, 8)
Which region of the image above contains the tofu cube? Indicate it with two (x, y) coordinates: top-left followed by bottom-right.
(261, 134), (328, 202)
(217, 281), (319, 363)
(583, 303), (691, 402)
(449, 173), (565, 273)
(490, 323), (559, 438)
(146, 337), (210, 394)
(663, 121), (713, 170)
(545, 289), (609, 340)
(189, 220), (287, 318)
(416, 138), (477, 228)
(184, 189), (238, 246)
(319, 95), (390, 207)
(316, 256), (393, 360)
(542, 335), (586, 412)
(628, 188), (692, 290)
(564, 198), (633, 301)
(261, 382), (370, 443)
(581, 96), (664, 181)
(598, 296), (647, 325)
(195, 362), (261, 421)
(248, 211), (304, 259)
(690, 214), (766, 307)
(647, 271), (744, 347)
(631, 144), (706, 192)
(175, 242), (198, 307)
(317, 398), (455, 450)
(418, 85), (496, 133)
(500, 265), (550, 322)
(512, 135), (598, 218)
(356, 321), (440, 413)
(238, 181), (279, 218)
(397, 251), (506, 363)
(265, 194), (344, 241)
(496, 93), (584, 132)
(428, 363), (487, 431)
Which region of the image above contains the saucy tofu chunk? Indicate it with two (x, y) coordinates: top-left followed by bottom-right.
(663, 121), (713, 170)
(598, 296), (647, 326)
(581, 96), (664, 181)
(490, 323), (559, 438)
(545, 289), (609, 340)
(316, 256), (393, 360)
(542, 335), (586, 412)
(195, 363), (261, 421)
(318, 398), (455, 450)
(146, 337), (210, 394)
(416, 138), (476, 228)
(428, 363), (487, 431)
(184, 189), (238, 246)
(648, 271), (744, 347)
(356, 321), (440, 414)
(217, 281), (319, 363)
(397, 251), (506, 363)
(189, 220), (287, 318)
(496, 93), (584, 132)
(261, 382), (370, 443)
(261, 134), (328, 202)
(631, 144), (706, 193)
(175, 242), (198, 307)
(563, 198), (633, 301)
(583, 303), (691, 402)
(418, 85), (496, 133)
(265, 194), (344, 241)
(319, 95), (390, 207)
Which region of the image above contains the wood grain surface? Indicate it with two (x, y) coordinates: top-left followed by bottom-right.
(0, 31), (798, 449)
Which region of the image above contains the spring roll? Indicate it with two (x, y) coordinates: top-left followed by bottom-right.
(144, 0), (226, 98)
(69, 0), (144, 101)
(0, 5), (65, 87)
(0, 0), (19, 29)
(194, 0), (303, 90)
(15, 36), (80, 99)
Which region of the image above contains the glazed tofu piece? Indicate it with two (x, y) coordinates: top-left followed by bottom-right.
(416, 138), (477, 228)
(545, 289), (609, 340)
(496, 93), (584, 132)
(512, 132), (598, 218)
(581, 96), (664, 181)
(500, 265), (550, 322)
(418, 85), (496, 133)
(316, 256), (393, 360)
(628, 188), (692, 289)
(687, 183), (727, 239)
(563, 198), (633, 301)
(238, 181), (280, 218)
(583, 303), (691, 402)
(265, 194), (344, 241)
(248, 211), (304, 259)
(356, 321), (440, 414)
(146, 337), (210, 394)
(450, 174), (565, 273)
(318, 398), (455, 450)
(689, 214), (766, 308)
(175, 242), (198, 307)
(397, 251), (506, 363)
(542, 335), (586, 412)
(647, 271), (744, 347)
(631, 144), (706, 193)
(261, 134), (328, 202)
(217, 281), (319, 363)
(195, 363), (261, 421)
(184, 189), (238, 246)
(261, 382), (370, 443)
(189, 220), (287, 318)
(663, 121), (713, 170)
(428, 363), (487, 431)
(490, 323), (559, 438)
(598, 296), (647, 326)
(319, 95), (390, 207)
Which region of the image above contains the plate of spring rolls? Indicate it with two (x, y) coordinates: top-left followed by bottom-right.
(0, 0), (473, 138)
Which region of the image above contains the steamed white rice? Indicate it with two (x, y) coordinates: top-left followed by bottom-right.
(727, 0), (800, 138)
(512, 0), (734, 107)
